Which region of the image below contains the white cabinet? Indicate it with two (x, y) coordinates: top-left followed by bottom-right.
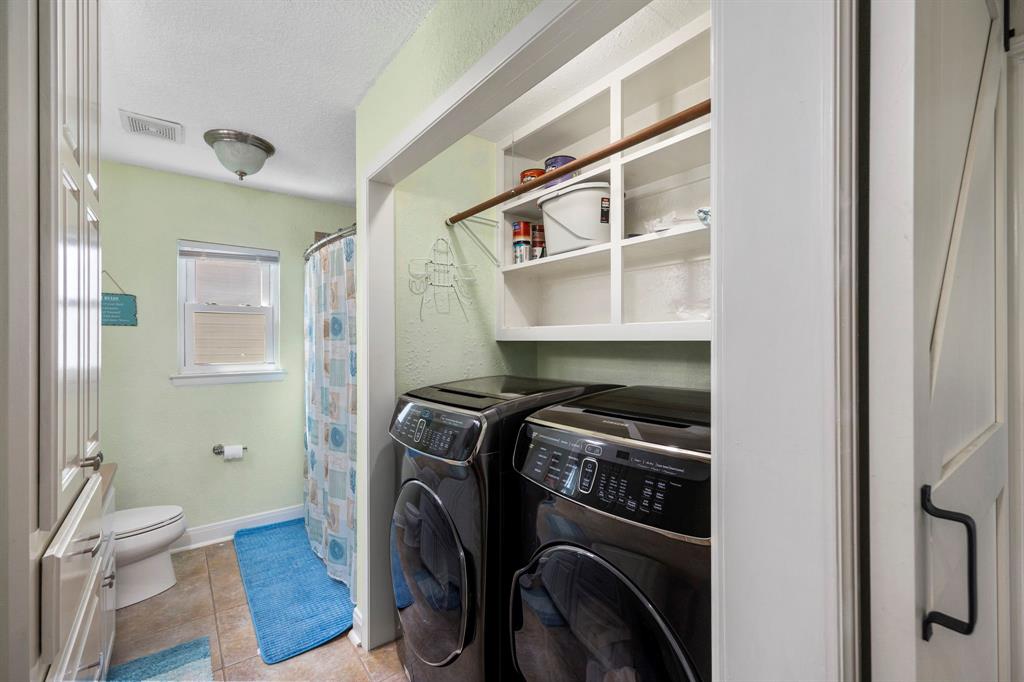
(494, 16), (711, 341)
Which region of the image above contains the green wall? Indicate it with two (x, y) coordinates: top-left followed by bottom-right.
(357, 0), (543, 395)
(357, 0), (710, 393)
(100, 161), (355, 527)
(393, 135), (535, 395)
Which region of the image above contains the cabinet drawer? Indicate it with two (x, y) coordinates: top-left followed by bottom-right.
(47, 561), (103, 682)
(42, 475), (106, 663)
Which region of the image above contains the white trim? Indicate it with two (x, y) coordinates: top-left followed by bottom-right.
(1005, 38), (1024, 682)
(169, 503), (303, 552)
(711, 1), (844, 679)
(169, 369), (286, 386)
(357, 0), (648, 650)
(347, 608), (364, 650)
(176, 239), (280, 262)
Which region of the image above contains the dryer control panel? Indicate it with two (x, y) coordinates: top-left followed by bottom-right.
(515, 423), (710, 538)
(390, 398), (482, 461)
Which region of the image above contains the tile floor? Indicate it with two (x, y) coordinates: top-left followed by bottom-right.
(111, 542), (406, 681)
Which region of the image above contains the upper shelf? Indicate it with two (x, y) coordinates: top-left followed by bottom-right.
(503, 89), (611, 163)
(622, 124), (710, 190)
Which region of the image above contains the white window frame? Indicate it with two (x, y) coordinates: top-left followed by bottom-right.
(171, 239), (285, 386)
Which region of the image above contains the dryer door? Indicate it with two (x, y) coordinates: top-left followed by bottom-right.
(390, 479), (469, 667)
(510, 544), (699, 682)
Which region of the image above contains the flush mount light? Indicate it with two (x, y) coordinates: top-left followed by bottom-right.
(203, 129), (275, 181)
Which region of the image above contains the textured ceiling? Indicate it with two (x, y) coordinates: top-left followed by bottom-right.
(100, 0), (435, 204)
(474, 0), (709, 143)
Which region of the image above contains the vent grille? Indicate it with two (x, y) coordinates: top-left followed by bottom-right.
(119, 110), (183, 143)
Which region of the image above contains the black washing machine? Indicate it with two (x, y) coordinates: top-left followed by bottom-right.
(509, 386), (712, 682)
(388, 376), (618, 682)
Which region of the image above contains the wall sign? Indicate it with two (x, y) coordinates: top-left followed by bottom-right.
(102, 293), (137, 326)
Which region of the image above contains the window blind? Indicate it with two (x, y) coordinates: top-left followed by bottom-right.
(192, 310), (268, 365)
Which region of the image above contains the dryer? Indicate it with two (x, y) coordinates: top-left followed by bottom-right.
(509, 386), (712, 682)
(388, 376), (618, 682)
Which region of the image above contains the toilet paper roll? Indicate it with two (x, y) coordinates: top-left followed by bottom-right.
(222, 444), (245, 461)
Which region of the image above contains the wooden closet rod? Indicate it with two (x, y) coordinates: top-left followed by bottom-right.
(445, 98), (711, 227)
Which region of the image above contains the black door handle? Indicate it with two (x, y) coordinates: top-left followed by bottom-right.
(921, 484), (977, 641)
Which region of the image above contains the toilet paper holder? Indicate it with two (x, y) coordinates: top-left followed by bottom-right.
(213, 444), (247, 457)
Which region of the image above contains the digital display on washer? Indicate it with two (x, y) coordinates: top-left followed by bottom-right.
(516, 423), (710, 538)
(390, 401), (481, 461)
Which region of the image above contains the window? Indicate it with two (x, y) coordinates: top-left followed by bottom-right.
(173, 240), (283, 385)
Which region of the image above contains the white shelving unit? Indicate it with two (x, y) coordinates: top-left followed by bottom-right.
(493, 14), (712, 341)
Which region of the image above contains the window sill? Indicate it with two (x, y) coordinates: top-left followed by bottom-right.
(169, 369), (287, 387)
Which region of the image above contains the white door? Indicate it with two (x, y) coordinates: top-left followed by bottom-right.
(870, 0), (1010, 680)
(39, 0), (102, 531)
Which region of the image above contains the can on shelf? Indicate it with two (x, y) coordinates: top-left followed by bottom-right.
(512, 220), (532, 264)
(513, 240), (531, 264)
(512, 220), (531, 241)
(531, 223), (546, 259)
(520, 168), (545, 184)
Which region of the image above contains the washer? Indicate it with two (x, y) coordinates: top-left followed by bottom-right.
(509, 386), (712, 682)
(388, 376), (618, 682)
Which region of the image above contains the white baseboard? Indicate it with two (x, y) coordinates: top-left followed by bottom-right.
(348, 607), (364, 649)
(170, 504), (303, 552)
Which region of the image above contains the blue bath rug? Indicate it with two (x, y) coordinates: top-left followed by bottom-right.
(107, 637), (213, 681)
(234, 518), (354, 664)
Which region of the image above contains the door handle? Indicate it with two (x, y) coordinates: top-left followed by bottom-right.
(81, 451), (104, 471)
(921, 484), (977, 641)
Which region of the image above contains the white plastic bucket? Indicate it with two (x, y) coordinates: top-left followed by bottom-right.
(538, 181), (611, 255)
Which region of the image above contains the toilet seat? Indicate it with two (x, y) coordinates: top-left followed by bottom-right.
(112, 505), (184, 539)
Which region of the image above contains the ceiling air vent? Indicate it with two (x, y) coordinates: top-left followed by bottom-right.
(119, 110), (184, 143)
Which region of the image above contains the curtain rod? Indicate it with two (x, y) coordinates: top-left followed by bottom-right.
(445, 98), (711, 227)
(304, 224), (357, 261)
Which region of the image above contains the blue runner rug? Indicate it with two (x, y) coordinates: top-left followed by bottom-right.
(234, 518), (353, 664)
(107, 637), (213, 681)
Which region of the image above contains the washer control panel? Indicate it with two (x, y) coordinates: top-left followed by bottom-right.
(390, 399), (482, 461)
(515, 423), (710, 537)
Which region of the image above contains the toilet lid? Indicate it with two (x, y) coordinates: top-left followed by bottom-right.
(113, 505), (185, 538)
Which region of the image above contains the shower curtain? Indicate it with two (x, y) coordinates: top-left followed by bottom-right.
(303, 235), (357, 586)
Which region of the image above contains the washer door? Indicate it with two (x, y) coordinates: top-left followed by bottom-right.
(510, 544), (699, 682)
(390, 480), (469, 667)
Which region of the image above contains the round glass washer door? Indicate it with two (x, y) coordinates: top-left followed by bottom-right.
(390, 479), (470, 666)
(510, 544), (699, 682)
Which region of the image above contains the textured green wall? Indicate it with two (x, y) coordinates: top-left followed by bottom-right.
(536, 342), (710, 388)
(100, 162), (355, 527)
(393, 136), (535, 395)
(356, 0), (542, 393)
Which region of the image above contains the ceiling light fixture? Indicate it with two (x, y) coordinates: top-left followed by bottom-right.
(203, 129), (275, 181)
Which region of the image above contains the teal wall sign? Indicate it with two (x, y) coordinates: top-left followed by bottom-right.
(102, 293), (137, 326)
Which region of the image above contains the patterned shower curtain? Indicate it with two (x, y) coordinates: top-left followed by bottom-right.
(303, 235), (357, 587)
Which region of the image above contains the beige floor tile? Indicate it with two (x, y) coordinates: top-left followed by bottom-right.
(116, 569), (215, 635)
(111, 614), (222, 671)
(214, 669), (226, 681)
(211, 562), (247, 612)
(356, 640), (404, 681)
(222, 635), (368, 682)
(205, 541), (237, 572)
(172, 548), (209, 581)
(215, 603), (259, 668)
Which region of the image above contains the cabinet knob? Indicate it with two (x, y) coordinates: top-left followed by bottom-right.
(102, 572), (115, 588)
(81, 451), (104, 471)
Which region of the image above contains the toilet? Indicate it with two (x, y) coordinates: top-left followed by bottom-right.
(111, 505), (187, 608)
